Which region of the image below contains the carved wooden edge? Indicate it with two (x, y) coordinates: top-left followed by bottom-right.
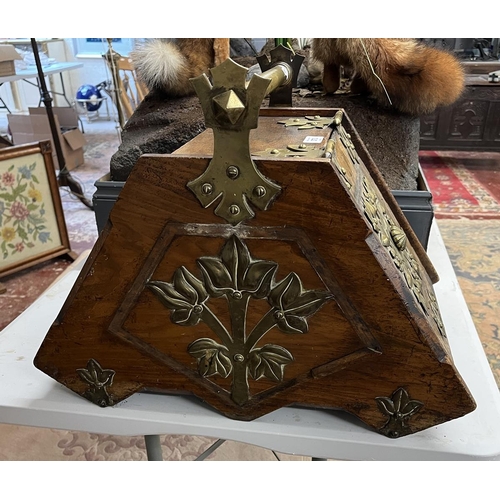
(51, 220), (113, 325)
(365, 233), (450, 363)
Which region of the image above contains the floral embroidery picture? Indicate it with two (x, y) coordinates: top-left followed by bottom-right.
(0, 142), (71, 278)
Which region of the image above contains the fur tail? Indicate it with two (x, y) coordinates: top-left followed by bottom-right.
(130, 39), (192, 97)
(313, 38), (465, 116)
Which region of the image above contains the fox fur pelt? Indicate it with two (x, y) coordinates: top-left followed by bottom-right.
(312, 38), (465, 115)
(131, 38), (230, 97)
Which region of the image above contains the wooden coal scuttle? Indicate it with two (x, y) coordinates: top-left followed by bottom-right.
(34, 48), (475, 439)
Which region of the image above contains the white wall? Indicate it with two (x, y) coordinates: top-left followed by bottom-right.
(0, 38), (270, 117)
(0, 38), (129, 115)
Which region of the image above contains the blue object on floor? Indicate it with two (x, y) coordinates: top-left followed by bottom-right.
(76, 84), (103, 112)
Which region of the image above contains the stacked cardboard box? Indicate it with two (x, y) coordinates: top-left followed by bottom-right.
(0, 45), (22, 77)
(7, 107), (86, 171)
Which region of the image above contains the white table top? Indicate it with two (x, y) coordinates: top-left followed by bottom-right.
(1, 221), (499, 461)
(0, 62), (83, 84)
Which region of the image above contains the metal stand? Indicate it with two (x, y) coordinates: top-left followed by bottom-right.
(103, 39), (127, 133)
(30, 38), (93, 210)
(143, 434), (226, 461)
(194, 440), (225, 461)
(143, 434), (323, 461)
(75, 97), (111, 123)
(0, 90), (11, 113)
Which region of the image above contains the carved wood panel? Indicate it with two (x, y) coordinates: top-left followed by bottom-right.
(420, 81), (500, 151)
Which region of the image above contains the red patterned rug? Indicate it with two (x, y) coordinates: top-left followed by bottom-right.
(420, 149), (500, 389)
(419, 150), (500, 219)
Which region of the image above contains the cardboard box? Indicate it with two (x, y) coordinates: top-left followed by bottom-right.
(7, 107), (86, 171)
(0, 45), (22, 77)
(0, 135), (14, 149)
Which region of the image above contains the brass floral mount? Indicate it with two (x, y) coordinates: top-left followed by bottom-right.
(277, 115), (334, 129)
(146, 234), (332, 406)
(333, 110), (360, 166)
(253, 143), (327, 158)
(376, 387), (423, 438)
(77, 358), (115, 407)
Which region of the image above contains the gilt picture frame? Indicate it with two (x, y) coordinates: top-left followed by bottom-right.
(0, 141), (73, 279)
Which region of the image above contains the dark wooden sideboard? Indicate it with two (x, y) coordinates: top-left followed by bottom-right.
(420, 64), (500, 152)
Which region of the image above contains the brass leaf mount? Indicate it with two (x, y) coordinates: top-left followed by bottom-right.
(146, 234), (333, 406)
(376, 387), (424, 438)
(277, 115), (334, 130)
(76, 358), (115, 407)
(253, 143), (327, 158)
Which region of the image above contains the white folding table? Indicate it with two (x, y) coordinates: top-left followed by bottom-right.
(0, 62), (83, 112)
(1, 221), (499, 461)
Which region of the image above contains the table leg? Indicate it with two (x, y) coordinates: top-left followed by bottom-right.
(144, 434), (163, 461)
(104, 97), (110, 121)
(144, 436), (301, 461)
(10, 81), (22, 112)
(194, 439), (225, 461)
(49, 74), (57, 105)
(0, 95), (11, 113)
(58, 72), (73, 107)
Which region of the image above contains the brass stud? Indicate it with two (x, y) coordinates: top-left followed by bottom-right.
(232, 291), (242, 300)
(229, 205), (240, 215)
(381, 235), (391, 247)
(254, 186), (266, 198)
(227, 166), (240, 179)
(234, 354), (245, 362)
(201, 183), (213, 195)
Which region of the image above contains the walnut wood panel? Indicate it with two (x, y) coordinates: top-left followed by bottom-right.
(34, 149), (475, 437)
